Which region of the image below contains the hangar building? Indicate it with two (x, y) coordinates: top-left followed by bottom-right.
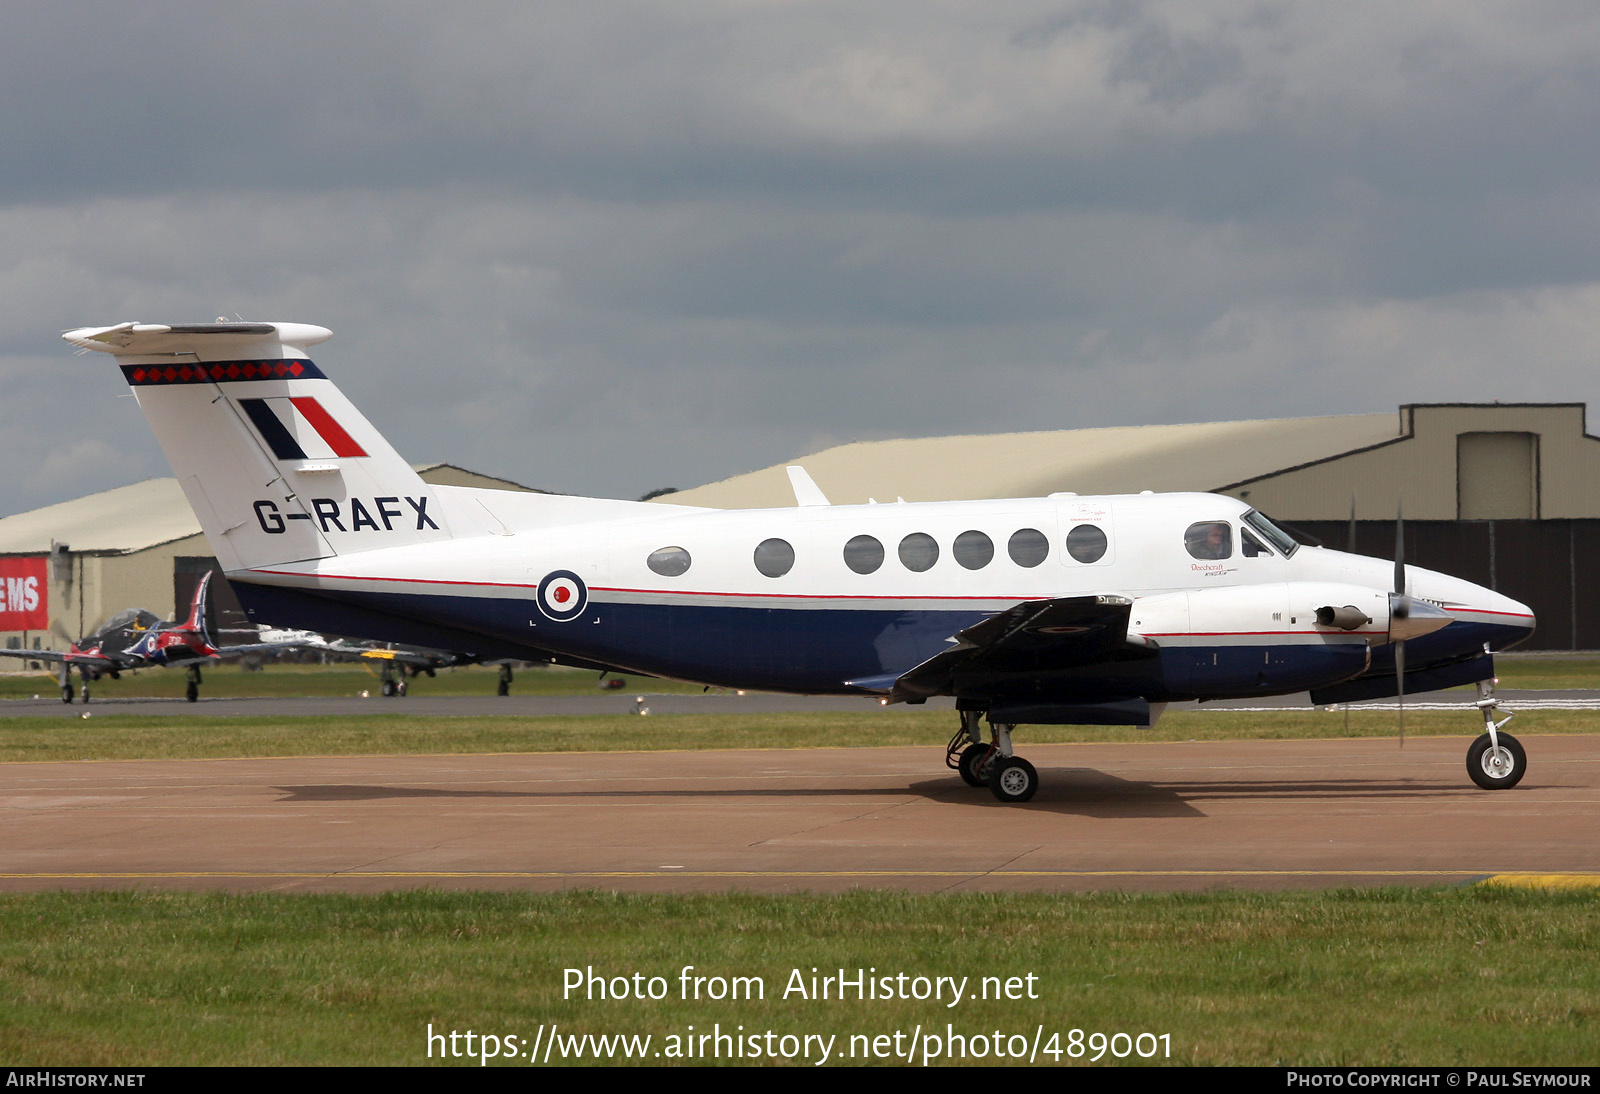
(664, 403), (1600, 651)
(5, 404), (1596, 653)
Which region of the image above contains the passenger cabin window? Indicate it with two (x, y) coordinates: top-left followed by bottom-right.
(843, 534), (884, 574)
(753, 538), (795, 578)
(1008, 528), (1049, 568)
(1185, 521), (1232, 561)
(1065, 524), (1108, 564)
(647, 546), (691, 577)
(1241, 529), (1272, 558)
(953, 530), (994, 570)
(898, 532), (939, 573)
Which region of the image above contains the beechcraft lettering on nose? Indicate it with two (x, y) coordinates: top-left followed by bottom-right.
(252, 496), (440, 534)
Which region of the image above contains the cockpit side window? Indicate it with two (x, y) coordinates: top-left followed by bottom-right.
(1242, 509), (1300, 557)
(1185, 521), (1232, 561)
(1241, 529), (1272, 558)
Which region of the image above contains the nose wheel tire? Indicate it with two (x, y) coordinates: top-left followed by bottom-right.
(958, 744), (997, 787)
(1467, 732), (1525, 790)
(988, 757), (1039, 803)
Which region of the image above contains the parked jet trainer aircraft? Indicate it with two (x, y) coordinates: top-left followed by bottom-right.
(0, 572), (303, 702)
(63, 321), (1536, 799)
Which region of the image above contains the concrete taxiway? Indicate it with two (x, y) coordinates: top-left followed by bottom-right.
(3, 736), (1596, 894)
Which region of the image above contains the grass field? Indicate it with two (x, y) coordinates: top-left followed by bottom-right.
(2, 666), (1595, 1067)
(0, 661), (710, 702)
(1, 887), (1596, 1066)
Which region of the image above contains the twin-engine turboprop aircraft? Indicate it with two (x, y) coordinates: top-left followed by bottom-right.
(63, 321), (1537, 799)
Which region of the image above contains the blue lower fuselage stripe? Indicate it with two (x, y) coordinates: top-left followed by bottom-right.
(234, 583), (1527, 702)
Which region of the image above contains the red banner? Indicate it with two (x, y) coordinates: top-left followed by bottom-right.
(0, 557), (48, 630)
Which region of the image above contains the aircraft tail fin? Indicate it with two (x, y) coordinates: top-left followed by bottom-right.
(65, 322), (453, 573)
(184, 571), (216, 647)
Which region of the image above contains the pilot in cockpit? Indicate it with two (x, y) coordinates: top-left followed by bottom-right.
(1185, 521), (1232, 560)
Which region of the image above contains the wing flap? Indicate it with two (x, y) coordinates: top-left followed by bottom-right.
(884, 594), (1138, 702)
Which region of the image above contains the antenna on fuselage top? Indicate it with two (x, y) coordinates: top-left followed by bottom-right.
(786, 466), (829, 507)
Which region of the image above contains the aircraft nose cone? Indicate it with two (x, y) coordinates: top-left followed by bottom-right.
(1503, 594), (1537, 645)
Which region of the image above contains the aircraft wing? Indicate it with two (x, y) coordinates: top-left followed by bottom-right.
(319, 642), (468, 669)
(207, 640), (317, 659)
(0, 648), (120, 671)
(860, 595), (1139, 703)
(355, 647), (453, 668)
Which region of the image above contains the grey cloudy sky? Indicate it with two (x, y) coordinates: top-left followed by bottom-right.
(3, 1), (1599, 509)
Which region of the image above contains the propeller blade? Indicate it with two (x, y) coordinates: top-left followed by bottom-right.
(1395, 636), (1405, 747)
(1393, 499), (1406, 608)
(1349, 492), (1357, 553)
(1394, 498), (1406, 747)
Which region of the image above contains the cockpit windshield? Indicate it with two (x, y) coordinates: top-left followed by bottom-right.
(1242, 510), (1299, 557)
(99, 608), (162, 634)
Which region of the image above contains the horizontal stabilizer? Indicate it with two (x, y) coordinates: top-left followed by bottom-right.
(64, 320), (447, 573)
(64, 322), (331, 357)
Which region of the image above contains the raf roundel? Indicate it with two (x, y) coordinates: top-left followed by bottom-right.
(536, 570), (588, 622)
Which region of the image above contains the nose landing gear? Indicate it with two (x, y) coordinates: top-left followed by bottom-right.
(1467, 678), (1524, 790)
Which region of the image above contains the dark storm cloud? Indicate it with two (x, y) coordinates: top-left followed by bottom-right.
(2, 2), (1600, 509)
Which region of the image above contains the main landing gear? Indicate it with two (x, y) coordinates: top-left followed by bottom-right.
(60, 668), (90, 704)
(946, 709), (1039, 803)
(379, 662), (408, 698)
(1468, 678), (1524, 790)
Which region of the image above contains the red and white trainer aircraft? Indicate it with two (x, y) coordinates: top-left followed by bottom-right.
(0, 571), (304, 703)
(64, 321), (1536, 799)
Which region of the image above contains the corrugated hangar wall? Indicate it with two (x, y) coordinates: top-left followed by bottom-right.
(1290, 519), (1598, 652)
(1221, 405), (1600, 652)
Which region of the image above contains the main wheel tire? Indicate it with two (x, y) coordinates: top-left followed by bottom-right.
(497, 680), (510, 697)
(61, 685), (73, 704)
(988, 757), (1039, 803)
(958, 744), (996, 787)
(381, 679), (396, 697)
(396, 680), (407, 697)
(1467, 731), (1526, 790)
(185, 682), (199, 703)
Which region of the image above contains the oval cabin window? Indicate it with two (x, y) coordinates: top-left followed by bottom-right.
(1007, 528), (1049, 567)
(647, 546), (691, 577)
(953, 530), (994, 570)
(843, 534), (885, 575)
(898, 532), (940, 573)
(1065, 524), (1108, 564)
(753, 538), (796, 578)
